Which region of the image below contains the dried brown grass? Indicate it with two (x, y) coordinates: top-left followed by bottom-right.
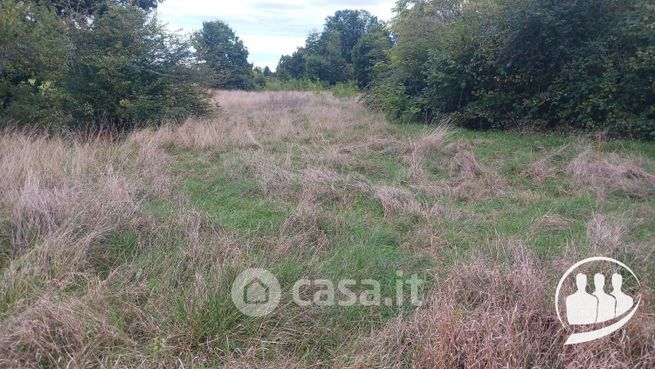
(0, 132), (170, 275)
(450, 145), (483, 179)
(0, 296), (134, 368)
(127, 91), (391, 154)
(522, 145), (573, 185)
(441, 141), (508, 201)
(347, 250), (655, 369)
(567, 149), (655, 200)
(1, 91), (653, 368)
(370, 186), (423, 218)
(222, 351), (306, 369)
(276, 192), (329, 257)
(586, 212), (630, 253)
(531, 213), (572, 233)
(524, 157), (554, 184)
(0, 126), (246, 368)
(401, 126), (451, 182)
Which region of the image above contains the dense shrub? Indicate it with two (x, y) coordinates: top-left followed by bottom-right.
(260, 78), (359, 97)
(0, 0), (72, 126)
(67, 5), (209, 129)
(368, 0), (655, 139)
(1, 1), (208, 131)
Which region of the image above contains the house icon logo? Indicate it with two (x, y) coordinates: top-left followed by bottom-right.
(231, 268), (281, 317)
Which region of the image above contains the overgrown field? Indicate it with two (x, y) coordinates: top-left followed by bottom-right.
(0, 91), (653, 368)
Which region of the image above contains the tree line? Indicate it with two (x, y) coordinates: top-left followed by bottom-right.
(2, 0), (654, 138)
(276, 9), (393, 90)
(0, 0), (257, 131)
(277, 0), (654, 139)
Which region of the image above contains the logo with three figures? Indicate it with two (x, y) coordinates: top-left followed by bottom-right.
(555, 257), (641, 345)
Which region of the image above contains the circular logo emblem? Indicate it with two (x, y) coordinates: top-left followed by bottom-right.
(231, 268), (281, 317)
(555, 257), (641, 345)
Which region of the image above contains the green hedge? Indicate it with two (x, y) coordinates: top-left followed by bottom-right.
(368, 0), (655, 139)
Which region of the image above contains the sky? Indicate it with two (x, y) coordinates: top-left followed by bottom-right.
(157, 0), (396, 70)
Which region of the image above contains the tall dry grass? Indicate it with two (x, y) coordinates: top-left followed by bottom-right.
(0, 130), (243, 366)
(165, 90), (393, 151)
(0, 131), (172, 367)
(567, 148), (655, 201)
(0, 91), (653, 368)
(346, 255), (655, 369)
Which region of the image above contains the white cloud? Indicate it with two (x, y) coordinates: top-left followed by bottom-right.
(157, 0), (395, 69)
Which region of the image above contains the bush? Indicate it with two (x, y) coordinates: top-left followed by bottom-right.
(0, 0), (72, 126)
(67, 5), (209, 130)
(259, 78), (358, 97)
(1, 1), (209, 131)
(369, 0), (655, 139)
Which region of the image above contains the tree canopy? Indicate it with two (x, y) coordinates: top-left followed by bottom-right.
(1, 1), (653, 138)
(41, 0), (163, 18)
(193, 20), (255, 90)
(277, 9), (389, 87)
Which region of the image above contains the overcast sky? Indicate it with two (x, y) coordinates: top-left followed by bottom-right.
(157, 0), (396, 69)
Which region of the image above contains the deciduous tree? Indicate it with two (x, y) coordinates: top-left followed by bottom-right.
(193, 20), (255, 90)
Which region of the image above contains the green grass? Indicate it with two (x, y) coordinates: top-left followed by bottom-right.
(161, 122), (654, 364)
(3, 92), (652, 367)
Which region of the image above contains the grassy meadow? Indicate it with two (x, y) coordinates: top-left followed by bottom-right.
(0, 91), (654, 368)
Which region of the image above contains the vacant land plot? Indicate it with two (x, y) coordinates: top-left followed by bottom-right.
(1, 91), (653, 368)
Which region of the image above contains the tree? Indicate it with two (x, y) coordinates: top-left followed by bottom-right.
(263, 66), (273, 77)
(0, 0), (72, 125)
(1, 0), (208, 130)
(324, 9), (381, 64)
(352, 23), (392, 89)
(252, 66), (266, 88)
(368, 0), (655, 138)
(277, 48), (307, 80)
(305, 31), (350, 84)
(274, 9), (390, 87)
(276, 9), (389, 86)
(40, 0), (162, 18)
(67, 4), (208, 128)
(193, 20), (255, 90)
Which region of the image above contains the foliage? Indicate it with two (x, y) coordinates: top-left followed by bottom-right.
(0, 0), (72, 125)
(0, 0), (208, 130)
(368, 0), (655, 139)
(193, 20), (255, 90)
(276, 9), (389, 88)
(42, 0), (163, 17)
(305, 31), (351, 84)
(277, 49), (307, 80)
(324, 9), (381, 64)
(259, 78), (359, 97)
(67, 5), (208, 129)
(352, 23), (393, 89)
(4, 1), (654, 138)
(252, 67), (267, 88)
